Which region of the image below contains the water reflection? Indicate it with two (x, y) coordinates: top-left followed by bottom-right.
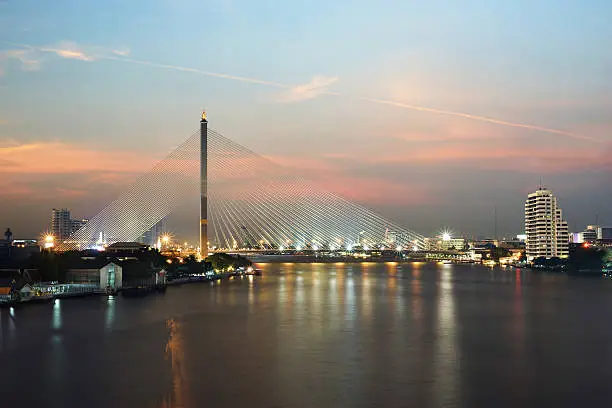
(0, 308), (18, 351)
(52, 298), (62, 332)
(4, 263), (612, 407)
(345, 272), (356, 325)
(161, 319), (189, 408)
(433, 266), (459, 405)
(105, 295), (115, 331)
(361, 264), (373, 321)
(411, 265), (424, 322)
(513, 269), (525, 356)
(8, 308), (17, 347)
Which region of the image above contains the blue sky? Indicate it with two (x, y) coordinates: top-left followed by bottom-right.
(1, 0), (611, 239)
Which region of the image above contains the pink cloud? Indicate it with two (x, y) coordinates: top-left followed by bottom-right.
(0, 140), (157, 174)
(316, 176), (432, 206)
(371, 143), (612, 173)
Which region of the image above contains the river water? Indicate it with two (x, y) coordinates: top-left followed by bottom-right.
(2, 262), (612, 408)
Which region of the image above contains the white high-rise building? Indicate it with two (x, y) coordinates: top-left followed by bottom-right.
(524, 187), (569, 260)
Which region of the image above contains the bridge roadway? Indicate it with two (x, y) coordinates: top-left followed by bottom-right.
(216, 249), (475, 262)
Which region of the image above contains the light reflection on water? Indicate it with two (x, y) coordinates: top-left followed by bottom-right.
(3, 262), (612, 408)
(433, 266), (459, 406)
(105, 295), (115, 331)
(161, 319), (189, 408)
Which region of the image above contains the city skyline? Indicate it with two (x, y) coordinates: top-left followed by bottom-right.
(1, 0), (611, 238)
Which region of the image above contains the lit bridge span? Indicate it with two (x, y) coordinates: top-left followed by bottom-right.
(62, 121), (426, 253)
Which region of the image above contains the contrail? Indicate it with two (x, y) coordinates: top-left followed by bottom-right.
(103, 55), (291, 89)
(358, 97), (600, 143)
(99, 58), (602, 143)
(4, 41), (600, 143)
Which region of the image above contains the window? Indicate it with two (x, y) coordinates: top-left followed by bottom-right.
(107, 265), (116, 287)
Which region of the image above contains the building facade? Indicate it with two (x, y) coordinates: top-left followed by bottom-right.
(66, 261), (123, 291)
(70, 218), (89, 235)
(524, 187), (569, 260)
(51, 208), (72, 240)
(138, 219), (164, 247)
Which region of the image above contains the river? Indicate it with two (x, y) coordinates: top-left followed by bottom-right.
(1, 262), (612, 407)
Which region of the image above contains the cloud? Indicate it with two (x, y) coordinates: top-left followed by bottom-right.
(278, 76), (339, 103)
(2, 41), (603, 142)
(40, 41), (98, 61)
(111, 47), (131, 57)
(364, 143), (612, 173)
(0, 41), (130, 74)
(1, 49), (40, 72)
(0, 139), (156, 174)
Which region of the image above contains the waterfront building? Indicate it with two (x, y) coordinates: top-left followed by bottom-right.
(0, 280), (33, 303)
(52, 208), (72, 240)
(440, 238), (467, 251)
(524, 187), (569, 260)
(570, 232), (584, 244)
(138, 219), (165, 247)
(582, 226), (598, 244)
(601, 227), (612, 241)
(51, 209), (90, 242)
(66, 259), (123, 291)
(70, 218), (89, 235)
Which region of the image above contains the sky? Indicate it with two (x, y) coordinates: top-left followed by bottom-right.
(1, 0), (611, 240)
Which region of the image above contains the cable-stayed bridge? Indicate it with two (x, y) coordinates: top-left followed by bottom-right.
(62, 122), (425, 253)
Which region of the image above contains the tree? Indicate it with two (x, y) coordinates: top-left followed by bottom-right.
(206, 253), (251, 271)
(567, 246), (606, 274)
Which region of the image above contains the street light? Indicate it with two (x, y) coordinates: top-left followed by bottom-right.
(44, 235), (54, 249)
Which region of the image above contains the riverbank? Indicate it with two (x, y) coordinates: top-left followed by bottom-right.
(0, 269), (257, 308)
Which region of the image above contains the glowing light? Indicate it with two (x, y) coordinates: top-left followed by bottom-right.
(396, 246), (402, 251)
(442, 232), (451, 241)
(162, 235), (171, 244)
(45, 235), (54, 243)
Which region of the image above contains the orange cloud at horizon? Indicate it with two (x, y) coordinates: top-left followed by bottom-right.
(0, 140), (158, 174)
(371, 143), (612, 172)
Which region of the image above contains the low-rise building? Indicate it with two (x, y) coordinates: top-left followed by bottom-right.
(66, 259), (123, 291)
(0, 277), (33, 303)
